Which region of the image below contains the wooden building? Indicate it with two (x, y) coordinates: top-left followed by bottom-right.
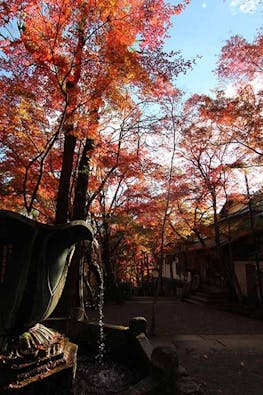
(164, 191), (263, 302)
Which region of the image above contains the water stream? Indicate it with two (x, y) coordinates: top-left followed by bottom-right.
(95, 262), (105, 364)
(73, 239), (143, 394)
(74, 256), (140, 394)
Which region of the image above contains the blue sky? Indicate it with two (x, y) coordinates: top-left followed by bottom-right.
(166, 0), (263, 96)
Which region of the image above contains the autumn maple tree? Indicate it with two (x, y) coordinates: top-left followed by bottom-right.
(88, 107), (157, 285)
(216, 32), (263, 84)
(0, 0), (194, 312)
(176, 107), (244, 285)
(214, 31), (263, 158)
(0, 0), (191, 225)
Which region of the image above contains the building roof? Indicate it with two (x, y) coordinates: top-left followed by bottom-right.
(174, 191), (263, 253)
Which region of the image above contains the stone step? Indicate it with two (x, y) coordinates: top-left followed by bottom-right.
(193, 287), (229, 294)
(183, 297), (207, 306)
(186, 294), (211, 303)
(184, 287), (230, 306)
(183, 296), (230, 307)
(198, 287), (229, 295)
(129, 296), (178, 303)
(193, 291), (229, 302)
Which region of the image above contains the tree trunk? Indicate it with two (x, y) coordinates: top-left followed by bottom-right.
(54, 138), (95, 318)
(72, 138), (94, 221)
(55, 131), (77, 224)
(102, 220), (117, 300)
(212, 192), (239, 295)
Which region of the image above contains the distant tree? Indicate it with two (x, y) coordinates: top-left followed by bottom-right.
(198, 88), (263, 162)
(89, 108), (159, 292)
(178, 121), (242, 291)
(213, 31), (263, 163)
(216, 32), (263, 84)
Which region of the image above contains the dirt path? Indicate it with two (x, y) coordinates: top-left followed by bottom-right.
(89, 298), (263, 394)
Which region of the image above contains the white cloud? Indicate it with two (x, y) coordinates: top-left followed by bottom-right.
(251, 75), (263, 92)
(230, 0), (261, 14)
(224, 83), (237, 98)
(224, 75), (263, 98)
(201, 2), (207, 8)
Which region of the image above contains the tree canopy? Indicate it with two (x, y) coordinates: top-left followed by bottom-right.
(0, 2), (262, 288)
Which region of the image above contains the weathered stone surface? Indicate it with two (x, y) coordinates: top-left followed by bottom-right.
(176, 376), (204, 395)
(151, 346), (179, 393)
(136, 333), (153, 361)
(151, 346), (179, 375)
(129, 317), (147, 336)
(176, 365), (188, 377)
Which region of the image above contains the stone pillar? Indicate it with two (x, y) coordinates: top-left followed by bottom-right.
(129, 317), (147, 336)
(151, 346), (179, 393)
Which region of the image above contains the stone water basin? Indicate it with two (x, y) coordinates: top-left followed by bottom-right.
(74, 354), (142, 394)
(46, 317), (177, 395)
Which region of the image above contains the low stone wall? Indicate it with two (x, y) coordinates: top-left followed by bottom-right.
(46, 317), (205, 394)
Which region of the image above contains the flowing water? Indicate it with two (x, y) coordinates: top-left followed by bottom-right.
(95, 262), (105, 364)
(74, 355), (141, 394)
(74, 259), (140, 394)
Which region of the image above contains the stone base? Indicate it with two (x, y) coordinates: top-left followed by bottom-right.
(0, 324), (77, 394)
